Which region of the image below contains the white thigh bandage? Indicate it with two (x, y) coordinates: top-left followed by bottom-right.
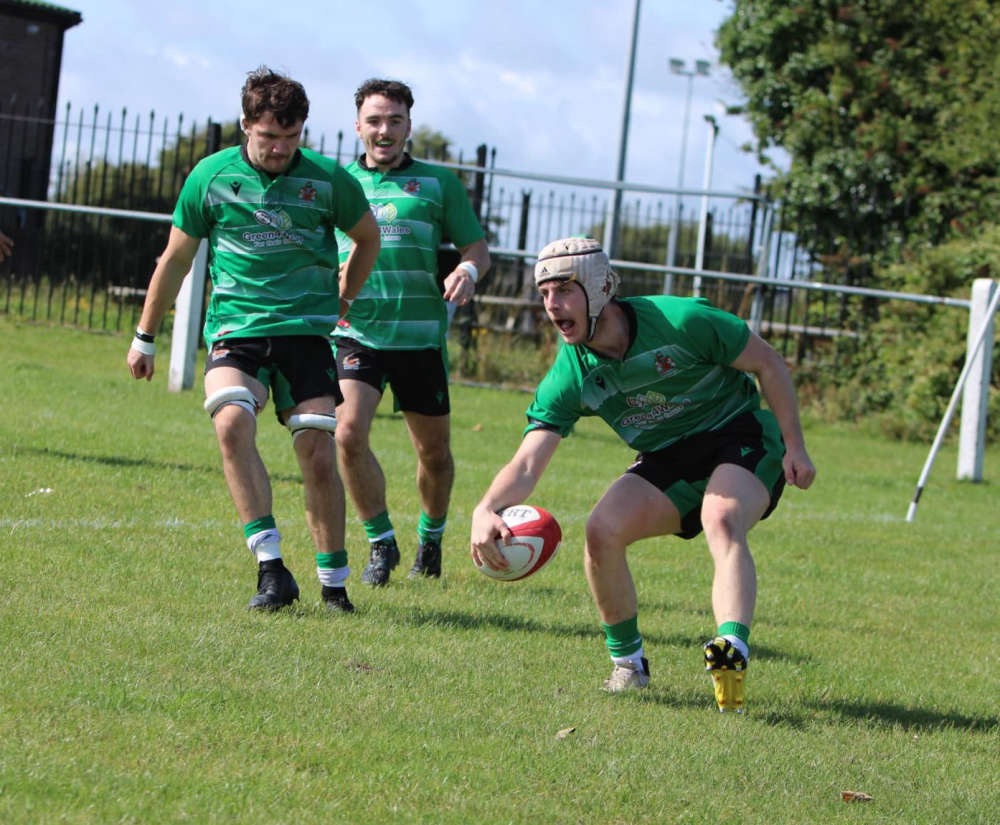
(286, 412), (337, 443)
(204, 386), (259, 418)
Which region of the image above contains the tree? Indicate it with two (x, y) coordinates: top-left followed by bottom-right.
(717, 0), (1000, 287)
(410, 125), (454, 162)
(718, 1), (1000, 441)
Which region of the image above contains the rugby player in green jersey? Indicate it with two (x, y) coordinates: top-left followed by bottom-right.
(333, 79), (490, 587)
(470, 237), (816, 711)
(127, 67), (380, 614)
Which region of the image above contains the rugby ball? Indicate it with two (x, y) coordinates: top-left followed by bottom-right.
(475, 504), (562, 582)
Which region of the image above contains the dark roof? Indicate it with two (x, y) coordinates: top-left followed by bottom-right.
(0, 0), (82, 28)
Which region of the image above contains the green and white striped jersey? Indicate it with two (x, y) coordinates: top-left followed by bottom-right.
(335, 155), (484, 350)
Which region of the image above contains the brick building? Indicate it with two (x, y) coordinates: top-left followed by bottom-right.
(0, 0), (81, 267)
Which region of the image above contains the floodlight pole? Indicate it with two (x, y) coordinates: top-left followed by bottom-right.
(663, 57), (710, 295)
(603, 0), (641, 259)
(905, 281), (1000, 521)
(692, 114), (719, 297)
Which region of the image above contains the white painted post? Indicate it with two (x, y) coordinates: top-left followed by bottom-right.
(748, 204), (774, 336)
(957, 278), (997, 480)
(167, 239), (208, 392)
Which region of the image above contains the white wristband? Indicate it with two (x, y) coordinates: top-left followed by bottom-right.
(131, 336), (155, 356)
(456, 261), (478, 284)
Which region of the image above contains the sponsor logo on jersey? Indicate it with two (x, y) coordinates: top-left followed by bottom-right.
(244, 208), (303, 247)
(298, 182), (317, 202)
(620, 400), (690, 429)
(403, 179), (420, 194)
(230, 181), (242, 196)
(626, 390), (667, 408)
(372, 203), (398, 222)
(371, 202), (411, 240)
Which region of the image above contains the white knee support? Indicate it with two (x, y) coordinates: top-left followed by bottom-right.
(204, 386), (259, 418)
(286, 412), (337, 443)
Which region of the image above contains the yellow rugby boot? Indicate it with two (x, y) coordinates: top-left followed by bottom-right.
(703, 637), (747, 713)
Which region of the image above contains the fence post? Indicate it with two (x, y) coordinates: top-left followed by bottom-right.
(748, 203), (774, 336)
(168, 238), (208, 392)
(957, 278), (997, 481)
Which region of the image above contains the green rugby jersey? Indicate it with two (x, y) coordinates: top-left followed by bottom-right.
(172, 145), (370, 345)
(334, 155), (485, 350)
(525, 295), (758, 452)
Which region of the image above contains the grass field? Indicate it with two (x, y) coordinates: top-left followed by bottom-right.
(1, 317), (997, 825)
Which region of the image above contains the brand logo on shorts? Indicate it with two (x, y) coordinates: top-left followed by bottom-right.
(210, 346), (230, 361)
(740, 446), (753, 457)
(342, 354), (361, 370)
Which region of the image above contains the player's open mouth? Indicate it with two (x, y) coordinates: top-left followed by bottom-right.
(554, 319), (574, 334)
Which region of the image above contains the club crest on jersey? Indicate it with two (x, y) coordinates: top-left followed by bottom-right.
(403, 179), (420, 194)
(298, 182), (317, 202)
(655, 352), (675, 374)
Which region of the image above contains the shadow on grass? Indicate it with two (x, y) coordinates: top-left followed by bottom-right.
(803, 698), (998, 734)
(15, 445), (305, 484)
(373, 602), (805, 663)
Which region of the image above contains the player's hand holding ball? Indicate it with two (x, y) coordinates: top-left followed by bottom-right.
(472, 504), (561, 582)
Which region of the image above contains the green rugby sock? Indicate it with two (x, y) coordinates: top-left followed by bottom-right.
(602, 616), (643, 658)
(417, 512), (446, 544)
(717, 621), (750, 660)
(363, 511), (394, 542)
(316, 550), (349, 586)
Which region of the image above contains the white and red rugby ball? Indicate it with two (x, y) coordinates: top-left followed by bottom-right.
(476, 504), (562, 582)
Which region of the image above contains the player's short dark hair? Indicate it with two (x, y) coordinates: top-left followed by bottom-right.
(354, 78), (414, 113)
(242, 66), (309, 127)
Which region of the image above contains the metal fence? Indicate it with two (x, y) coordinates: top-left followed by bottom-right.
(0, 101), (946, 367)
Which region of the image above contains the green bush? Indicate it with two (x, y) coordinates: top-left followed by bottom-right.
(801, 225), (1000, 440)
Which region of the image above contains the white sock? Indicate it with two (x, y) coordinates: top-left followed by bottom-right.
(247, 528), (282, 562)
(317, 565), (350, 587)
(611, 647), (646, 670)
(722, 634), (749, 662)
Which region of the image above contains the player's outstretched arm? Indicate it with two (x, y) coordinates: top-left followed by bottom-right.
(471, 428), (561, 570)
(730, 331), (816, 490)
(126, 227), (201, 382)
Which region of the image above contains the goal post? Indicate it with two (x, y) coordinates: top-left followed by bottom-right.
(167, 239), (208, 392)
(957, 278), (998, 481)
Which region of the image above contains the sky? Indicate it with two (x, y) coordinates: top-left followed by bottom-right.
(55, 0), (767, 200)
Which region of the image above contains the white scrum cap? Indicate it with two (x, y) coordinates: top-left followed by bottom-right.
(534, 236), (620, 338)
